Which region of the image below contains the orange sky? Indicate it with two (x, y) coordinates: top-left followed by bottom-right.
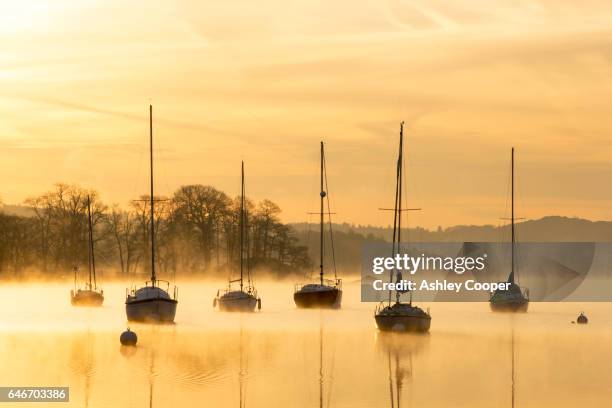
(1, 1), (612, 228)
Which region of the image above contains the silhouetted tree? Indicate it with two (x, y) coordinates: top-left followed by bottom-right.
(171, 185), (231, 270)
(0, 183), (311, 277)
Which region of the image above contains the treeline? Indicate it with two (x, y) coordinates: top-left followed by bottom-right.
(0, 184), (311, 277)
(292, 226), (387, 276)
(293, 216), (612, 243)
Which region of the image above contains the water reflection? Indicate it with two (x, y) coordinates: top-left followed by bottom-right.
(149, 349), (157, 408)
(119, 344), (137, 358)
(376, 333), (429, 408)
(239, 320), (248, 408)
(0, 281), (610, 407)
(318, 313), (337, 408)
(511, 326), (515, 408)
(68, 331), (96, 408)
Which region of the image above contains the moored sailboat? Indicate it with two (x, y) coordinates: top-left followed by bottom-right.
(71, 195), (104, 306)
(214, 161), (261, 312)
(490, 148), (529, 312)
(374, 122), (431, 333)
(294, 142), (342, 309)
(125, 105), (178, 323)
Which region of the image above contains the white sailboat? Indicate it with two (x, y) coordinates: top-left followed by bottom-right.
(490, 148), (529, 312)
(214, 161), (261, 312)
(294, 142), (342, 309)
(374, 123), (431, 333)
(125, 105), (178, 323)
(71, 195), (104, 306)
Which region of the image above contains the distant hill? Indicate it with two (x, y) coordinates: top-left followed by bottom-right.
(291, 216), (612, 242)
(291, 216), (612, 273)
(0, 204), (34, 217)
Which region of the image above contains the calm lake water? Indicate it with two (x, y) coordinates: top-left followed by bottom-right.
(0, 279), (610, 407)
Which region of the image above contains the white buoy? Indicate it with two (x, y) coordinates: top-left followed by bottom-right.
(120, 328), (138, 346)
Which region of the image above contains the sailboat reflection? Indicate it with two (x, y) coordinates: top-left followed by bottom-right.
(148, 350), (156, 408)
(238, 321), (249, 408)
(510, 324), (517, 408)
(375, 333), (429, 408)
(314, 315), (337, 408)
(69, 331), (96, 408)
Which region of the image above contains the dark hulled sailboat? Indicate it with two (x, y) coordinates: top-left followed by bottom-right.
(125, 105), (178, 323)
(71, 195), (104, 306)
(374, 123), (431, 333)
(490, 148), (529, 312)
(294, 142), (342, 309)
(214, 161), (261, 312)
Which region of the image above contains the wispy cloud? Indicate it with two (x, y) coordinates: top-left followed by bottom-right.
(2, 0), (612, 226)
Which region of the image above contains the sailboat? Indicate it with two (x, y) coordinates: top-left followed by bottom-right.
(125, 105), (178, 323)
(294, 142), (342, 309)
(213, 161), (261, 312)
(374, 122), (431, 333)
(71, 195), (104, 306)
(490, 148), (529, 312)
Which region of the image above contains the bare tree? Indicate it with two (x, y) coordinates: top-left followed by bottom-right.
(171, 185), (231, 269)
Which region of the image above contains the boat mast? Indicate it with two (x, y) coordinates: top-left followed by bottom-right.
(509, 147), (515, 284)
(240, 161), (245, 291)
(86, 195), (97, 289)
(320, 141), (325, 286)
(388, 123), (402, 306)
(396, 123), (403, 305)
(149, 105), (156, 285)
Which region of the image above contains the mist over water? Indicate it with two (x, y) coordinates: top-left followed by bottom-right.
(0, 279), (610, 407)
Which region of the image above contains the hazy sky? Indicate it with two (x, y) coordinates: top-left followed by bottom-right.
(2, 1), (612, 228)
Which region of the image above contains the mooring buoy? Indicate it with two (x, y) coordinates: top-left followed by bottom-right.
(120, 328), (138, 346)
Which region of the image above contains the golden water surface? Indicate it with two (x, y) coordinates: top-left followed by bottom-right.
(0, 280), (609, 407)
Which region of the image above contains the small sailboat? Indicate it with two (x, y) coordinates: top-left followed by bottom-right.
(71, 195), (104, 306)
(375, 123), (431, 333)
(490, 148), (529, 312)
(294, 142), (342, 309)
(125, 105), (178, 323)
(214, 161), (261, 312)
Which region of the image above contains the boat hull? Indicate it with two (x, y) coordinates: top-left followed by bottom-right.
(217, 292), (258, 312)
(375, 303), (431, 333)
(71, 290), (104, 307)
(489, 284), (529, 313)
(294, 288), (342, 309)
(375, 314), (431, 333)
(489, 282), (529, 313)
(125, 298), (177, 323)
